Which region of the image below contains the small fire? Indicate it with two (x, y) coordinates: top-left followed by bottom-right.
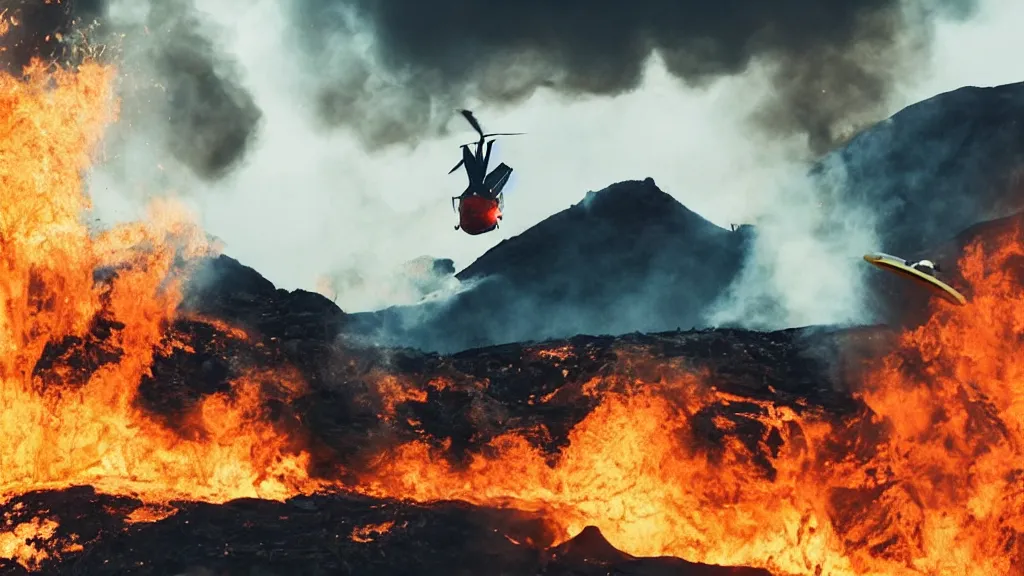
(124, 504), (178, 525)
(350, 520), (397, 543)
(0, 518), (58, 569)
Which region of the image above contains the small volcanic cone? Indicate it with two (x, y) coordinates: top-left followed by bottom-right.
(549, 525), (636, 566)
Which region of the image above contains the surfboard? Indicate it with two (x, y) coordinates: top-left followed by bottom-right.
(863, 252), (967, 306)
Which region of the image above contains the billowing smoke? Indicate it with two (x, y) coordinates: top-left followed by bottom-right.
(1, 0), (261, 184)
(704, 155), (882, 330)
(1, 0), (1001, 348)
(289, 0), (977, 154)
(132, 0), (262, 181)
(315, 256), (463, 311)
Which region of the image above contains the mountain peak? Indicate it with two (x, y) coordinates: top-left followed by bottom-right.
(458, 178), (728, 282)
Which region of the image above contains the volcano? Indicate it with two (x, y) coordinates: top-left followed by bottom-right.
(5, 34), (1024, 576)
(350, 81), (1024, 352)
(348, 178), (752, 352)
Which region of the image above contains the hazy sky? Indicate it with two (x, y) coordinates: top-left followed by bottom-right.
(83, 0), (1024, 312)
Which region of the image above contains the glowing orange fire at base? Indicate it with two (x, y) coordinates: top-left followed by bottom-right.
(0, 59), (324, 514)
(355, 233), (1024, 576)
(350, 520), (399, 543)
(3, 50), (1024, 576)
(853, 234), (1024, 575)
(358, 383), (856, 575)
(0, 517), (76, 569)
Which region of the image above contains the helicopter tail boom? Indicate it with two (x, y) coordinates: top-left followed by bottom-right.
(482, 163), (513, 199)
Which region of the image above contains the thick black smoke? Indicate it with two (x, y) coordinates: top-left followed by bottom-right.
(293, 0), (977, 154)
(1, 0), (979, 176)
(0, 0), (261, 182)
(129, 0), (263, 180)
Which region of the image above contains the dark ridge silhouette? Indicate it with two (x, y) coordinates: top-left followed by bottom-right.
(347, 178), (753, 352)
(815, 81), (1024, 255)
(337, 80), (1024, 352)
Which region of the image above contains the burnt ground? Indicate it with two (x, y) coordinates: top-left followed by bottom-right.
(1, 250), (914, 576)
(0, 487), (769, 576)
(10, 191), (1024, 575)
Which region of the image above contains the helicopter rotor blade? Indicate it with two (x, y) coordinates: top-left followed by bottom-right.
(483, 139), (495, 172)
(458, 109), (485, 139)
(457, 133), (525, 147)
(447, 159), (465, 175)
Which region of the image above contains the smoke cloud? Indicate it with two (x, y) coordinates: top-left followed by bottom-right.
(2, 0), (1012, 348)
(1, 0), (261, 184)
(289, 0), (977, 154)
(705, 155), (881, 330)
(135, 0), (262, 180)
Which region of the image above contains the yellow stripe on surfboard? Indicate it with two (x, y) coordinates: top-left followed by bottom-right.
(863, 252), (967, 306)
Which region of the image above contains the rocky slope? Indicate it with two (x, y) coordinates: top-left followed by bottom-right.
(348, 82), (1024, 351)
(814, 81), (1024, 254)
(348, 178), (751, 352)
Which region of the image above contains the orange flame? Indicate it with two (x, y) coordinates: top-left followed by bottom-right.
(0, 518), (58, 569)
(357, 379), (854, 574)
(354, 231), (1024, 575)
(853, 231), (1024, 575)
(0, 59), (323, 515)
(4, 53), (1024, 576)
(350, 520), (398, 543)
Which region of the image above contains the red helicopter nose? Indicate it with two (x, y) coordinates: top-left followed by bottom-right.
(458, 196), (502, 235)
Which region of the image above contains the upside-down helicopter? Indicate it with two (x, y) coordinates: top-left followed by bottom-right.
(448, 109), (523, 235)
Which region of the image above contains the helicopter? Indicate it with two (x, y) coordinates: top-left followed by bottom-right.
(448, 109), (523, 235)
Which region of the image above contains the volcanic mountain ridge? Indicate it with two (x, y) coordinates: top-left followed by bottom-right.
(349, 80), (1024, 352)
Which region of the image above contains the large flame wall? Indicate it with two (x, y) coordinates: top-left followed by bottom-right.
(1, 57), (1023, 576)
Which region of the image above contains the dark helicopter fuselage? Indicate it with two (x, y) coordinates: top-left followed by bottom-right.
(458, 139), (513, 200)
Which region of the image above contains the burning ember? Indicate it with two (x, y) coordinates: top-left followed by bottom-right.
(1, 51), (1023, 576)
